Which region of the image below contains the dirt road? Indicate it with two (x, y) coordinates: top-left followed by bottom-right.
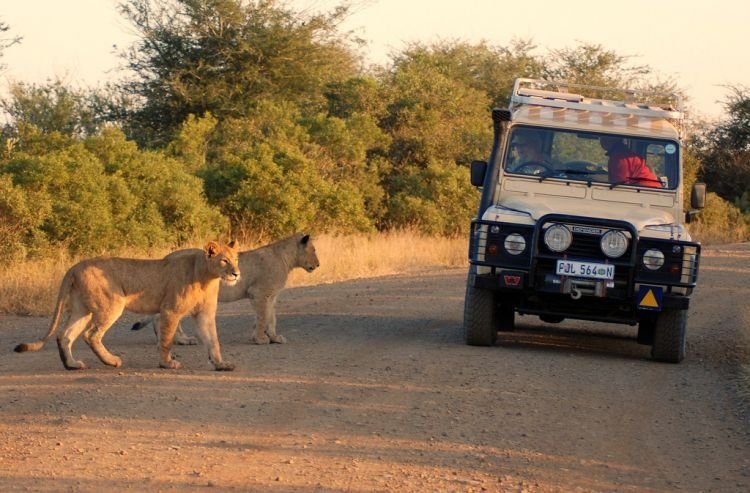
(1, 244), (749, 492)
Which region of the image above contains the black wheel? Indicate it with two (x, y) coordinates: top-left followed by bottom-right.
(463, 269), (497, 346)
(650, 308), (687, 363)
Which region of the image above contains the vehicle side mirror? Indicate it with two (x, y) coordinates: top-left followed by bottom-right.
(686, 182), (706, 224)
(471, 160), (487, 187)
(691, 182), (706, 209)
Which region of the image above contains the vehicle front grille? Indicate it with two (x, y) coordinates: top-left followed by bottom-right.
(469, 215), (701, 291)
(531, 215), (637, 296)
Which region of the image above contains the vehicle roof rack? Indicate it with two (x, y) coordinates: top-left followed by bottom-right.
(511, 78), (683, 121)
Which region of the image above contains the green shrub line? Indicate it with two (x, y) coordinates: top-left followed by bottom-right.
(1, 1), (748, 263)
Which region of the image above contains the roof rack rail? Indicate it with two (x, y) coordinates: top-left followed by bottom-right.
(511, 78), (683, 120)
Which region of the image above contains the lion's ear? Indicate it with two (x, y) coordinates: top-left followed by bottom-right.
(228, 239), (239, 251)
(301, 234), (310, 245)
(204, 241), (220, 258)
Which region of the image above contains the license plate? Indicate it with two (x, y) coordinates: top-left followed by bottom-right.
(556, 260), (614, 280)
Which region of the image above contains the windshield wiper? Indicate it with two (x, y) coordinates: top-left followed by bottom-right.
(557, 168), (607, 175)
(534, 171), (554, 182)
(609, 177), (663, 189)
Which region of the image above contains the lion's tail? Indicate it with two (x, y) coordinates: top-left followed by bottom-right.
(131, 317), (155, 332)
(14, 270), (73, 353)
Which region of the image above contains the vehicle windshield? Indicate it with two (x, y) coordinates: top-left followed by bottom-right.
(504, 126), (679, 189)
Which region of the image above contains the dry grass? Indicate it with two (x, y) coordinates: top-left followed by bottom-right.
(287, 231), (468, 287)
(0, 255), (70, 316)
(2, 226), (745, 317)
(0, 232), (469, 317)
(689, 223), (750, 246)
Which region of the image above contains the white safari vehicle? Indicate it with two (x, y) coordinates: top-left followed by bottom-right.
(465, 78), (706, 363)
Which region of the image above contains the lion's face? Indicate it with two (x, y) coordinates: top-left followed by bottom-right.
(297, 235), (320, 273)
(204, 241), (241, 286)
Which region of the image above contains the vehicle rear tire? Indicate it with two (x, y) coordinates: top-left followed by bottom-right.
(463, 270), (497, 346)
(650, 308), (687, 363)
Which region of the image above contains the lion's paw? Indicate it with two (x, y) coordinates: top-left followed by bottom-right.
(175, 336), (198, 346)
(250, 334), (271, 345)
(214, 361), (235, 372)
(269, 334), (287, 344)
(159, 359), (182, 370)
(64, 360), (87, 371)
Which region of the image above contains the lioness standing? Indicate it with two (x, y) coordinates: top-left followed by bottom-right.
(133, 233), (319, 345)
(15, 241), (240, 371)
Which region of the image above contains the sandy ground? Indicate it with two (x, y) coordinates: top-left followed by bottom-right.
(1, 244), (750, 492)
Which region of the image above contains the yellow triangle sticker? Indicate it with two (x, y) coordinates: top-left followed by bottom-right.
(640, 290), (659, 308)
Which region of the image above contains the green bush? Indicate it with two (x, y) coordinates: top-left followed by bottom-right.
(0, 174), (48, 263)
(690, 192), (750, 244)
(385, 161), (478, 236)
(0, 127), (227, 261)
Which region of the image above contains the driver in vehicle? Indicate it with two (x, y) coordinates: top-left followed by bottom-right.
(510, 132), (552, 174)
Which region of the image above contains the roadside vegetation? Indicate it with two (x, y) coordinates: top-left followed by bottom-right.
(1, 1), (748, 315)
(0, 231), (468, 316)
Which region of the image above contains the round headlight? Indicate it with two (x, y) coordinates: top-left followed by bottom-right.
(504, 233), (526, 255)
(600, 230), (628, 258)
(544, 224), (572, 252)
(643, 248), (665, 270)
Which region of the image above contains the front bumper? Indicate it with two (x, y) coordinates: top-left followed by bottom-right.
(468, 216), (700, 323)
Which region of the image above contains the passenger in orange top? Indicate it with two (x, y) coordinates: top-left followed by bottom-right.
(600, 136), (662, 187)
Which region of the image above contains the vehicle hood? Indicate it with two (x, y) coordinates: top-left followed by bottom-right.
(487, 195), (677, 232)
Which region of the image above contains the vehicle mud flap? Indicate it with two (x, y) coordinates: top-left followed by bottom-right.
(637, 315), (656, 345)
(496, 302), (515, 332)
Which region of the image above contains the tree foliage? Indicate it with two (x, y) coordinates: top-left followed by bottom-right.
(0, 122), (226, 262)
(542, 43), (682, 105)
(0, 80), (103, 138)
(116, 0), (362, 147)
(0, 20), (21, 71)
(376, 43), (496, 233)
(199, 100), (380, 241)
(1, 0), (747, 263)
(695, 85), (750, 206)
(542, 43), (650, 88)
(389, 39), (543, 109)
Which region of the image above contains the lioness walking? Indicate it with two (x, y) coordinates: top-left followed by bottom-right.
(132, 233), (319, 345)
(15, 241), (241, 371)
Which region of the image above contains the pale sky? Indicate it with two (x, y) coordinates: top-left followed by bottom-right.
(1, 0), (748, 121)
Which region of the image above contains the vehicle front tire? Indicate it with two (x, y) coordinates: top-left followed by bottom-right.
(650, 308), (687, 363)
(463, 270), (497, 346)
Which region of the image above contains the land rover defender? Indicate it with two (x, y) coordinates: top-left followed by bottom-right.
(464, 78), (706, 363)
